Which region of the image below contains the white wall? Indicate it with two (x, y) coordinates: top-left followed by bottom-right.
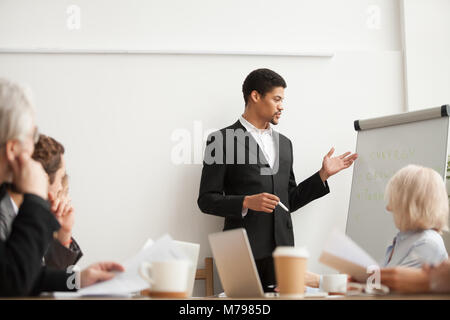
(0, 0), (400, 51)
(401, 0), (450, 111)
(0, 0), (404, 295)
(401, 0), (450, 251)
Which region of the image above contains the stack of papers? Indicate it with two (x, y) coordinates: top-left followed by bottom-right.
(53, 234), (187, 298)
(319, 228), (378, 282)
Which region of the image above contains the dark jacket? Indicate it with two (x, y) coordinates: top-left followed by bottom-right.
(0, 184), (74, 296)
(198, 120), (330, 259)
(0, 184), (83, 270)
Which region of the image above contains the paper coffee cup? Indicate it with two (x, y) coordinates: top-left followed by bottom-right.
(273, 246), (309, 298)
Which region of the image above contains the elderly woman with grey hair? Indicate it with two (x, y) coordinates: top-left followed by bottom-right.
(304, 164), (449, 291)
(383, 164), (448, 268)
(0, 78), (124, 296)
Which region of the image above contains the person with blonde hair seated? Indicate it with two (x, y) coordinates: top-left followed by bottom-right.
(382, 164), (448, 268)
(304, 164), (448, 290)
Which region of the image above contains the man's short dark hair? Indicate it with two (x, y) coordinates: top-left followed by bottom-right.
(242, 68), (287, 105)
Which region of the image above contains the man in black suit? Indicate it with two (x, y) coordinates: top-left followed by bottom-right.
(198, 69), (357, 291)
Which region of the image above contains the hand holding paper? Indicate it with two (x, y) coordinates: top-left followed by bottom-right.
(54, 234), (187, 297)
(319, 228), (378, 282)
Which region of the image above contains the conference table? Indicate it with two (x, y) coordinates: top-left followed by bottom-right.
(3, 293), (449, 300)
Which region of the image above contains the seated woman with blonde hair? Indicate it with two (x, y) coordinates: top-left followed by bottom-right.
(383, 164), (448, 268)
(305, 164), (448, 290)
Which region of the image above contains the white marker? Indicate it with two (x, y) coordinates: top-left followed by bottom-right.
(278, 201), (289, 212)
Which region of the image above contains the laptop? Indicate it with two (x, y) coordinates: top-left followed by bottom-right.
(208, 228), (270, 298)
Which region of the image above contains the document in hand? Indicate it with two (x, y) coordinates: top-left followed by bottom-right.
(319, 228), (379, 282)
(54, 234), (187, 297)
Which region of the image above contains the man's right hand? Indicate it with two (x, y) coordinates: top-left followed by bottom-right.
(8, 153), (48, 200)
(243, 193), (280, 213)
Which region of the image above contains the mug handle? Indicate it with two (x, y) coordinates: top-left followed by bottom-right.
(139, 262), (155, 285)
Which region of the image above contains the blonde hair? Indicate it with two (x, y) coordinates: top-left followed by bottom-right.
(0, 78), (35, 146)
(385, 165), (449, 233)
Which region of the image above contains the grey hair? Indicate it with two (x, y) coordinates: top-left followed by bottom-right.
(385, 164), (449, 233)
(0, 78), (35, 146)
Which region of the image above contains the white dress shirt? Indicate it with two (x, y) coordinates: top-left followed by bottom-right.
(239, 116), (277, 217)
(239, 115), (276, 168)
(9, 195), (19, 215)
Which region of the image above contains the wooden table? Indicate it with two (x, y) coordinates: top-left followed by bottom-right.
(3, 293), (450, 300)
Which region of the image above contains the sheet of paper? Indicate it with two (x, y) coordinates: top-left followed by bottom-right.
(52, 292), (133, 298)
(54, 234), (187, 297)
(142, 238), (154, 251)
(319, 228), (378, 281)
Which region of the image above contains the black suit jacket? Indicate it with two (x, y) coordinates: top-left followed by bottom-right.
(44, 237), (83, 270)
(0, 184), (74, 296)
(198, 120), (330, 259)
(0, 184), (83, 270)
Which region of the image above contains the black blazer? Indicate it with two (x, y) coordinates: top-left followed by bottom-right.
(44, 237), (83, 270)
(0, 184), (74, 296)
(198, 120), (330, 259)
(0, 184), (83, 270)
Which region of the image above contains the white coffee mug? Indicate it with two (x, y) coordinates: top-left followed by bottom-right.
(321, 274), (348, 294)
(139, 260), (191, 298)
